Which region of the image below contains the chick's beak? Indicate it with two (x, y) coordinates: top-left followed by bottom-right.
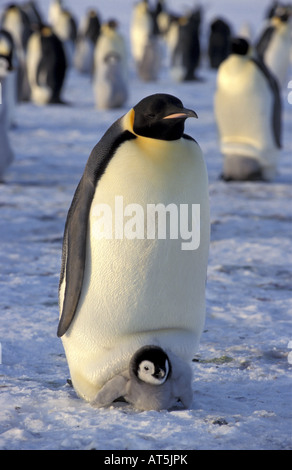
(154, 368), (166, 379)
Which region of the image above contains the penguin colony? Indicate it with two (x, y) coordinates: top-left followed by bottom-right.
(0, 1), (291, 409)
(0, 0), (290, 181)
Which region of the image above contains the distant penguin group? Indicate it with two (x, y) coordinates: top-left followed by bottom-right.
(0, 1), (68, 106)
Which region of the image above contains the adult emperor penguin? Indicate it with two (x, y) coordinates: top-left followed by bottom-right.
(57, 93), (210, 406)
(26, 25), (67, 105)
(256, 7), (292, 87)
(214, 37), (282, 181)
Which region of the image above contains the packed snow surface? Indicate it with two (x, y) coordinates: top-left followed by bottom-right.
(0, 0), (291, 450)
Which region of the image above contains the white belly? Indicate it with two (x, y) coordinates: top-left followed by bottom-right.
(61, 136), (209, 401)
(215, 56), (279, 174)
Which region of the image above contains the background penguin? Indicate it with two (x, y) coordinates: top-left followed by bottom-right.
(50, 6), (77, 68)
(208, 18), (232, 69)
(170, 8), (202, 81)
(93, 20), (128, 109)
(0, 55), (14, 180)
(130, 0), (162, 81)
(0, 29), (17, 127)
(26, 25), (67, 105)
(92, 345), (193, 411)
(256, 6), (292, 87)
(57, 93), (210, 405)
(214, 37), (282, 181)
(74, 9), (101, 74)
(21, 1), (43, 30)
(1, 4), (31, 101)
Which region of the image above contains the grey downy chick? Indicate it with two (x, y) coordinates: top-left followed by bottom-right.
(91, 345), (193, 411)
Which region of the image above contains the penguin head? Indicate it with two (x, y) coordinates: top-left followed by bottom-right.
(130, 93), (198, 141)
(130, 345), (172, 385)
(230, 37), (250, 56)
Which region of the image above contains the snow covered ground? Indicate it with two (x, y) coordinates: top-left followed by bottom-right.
(0, 0), (291, 451)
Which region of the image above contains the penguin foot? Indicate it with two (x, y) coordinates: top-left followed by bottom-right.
(183, 74), (206, 82)
(222, 156), (263, 181)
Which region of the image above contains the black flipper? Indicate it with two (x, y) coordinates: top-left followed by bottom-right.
(255, 25), (275, 58)
(251, 56), (282, 148)
(57, 117), (136, 337)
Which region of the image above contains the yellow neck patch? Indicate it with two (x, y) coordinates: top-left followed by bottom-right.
(123, 108), (135, 134)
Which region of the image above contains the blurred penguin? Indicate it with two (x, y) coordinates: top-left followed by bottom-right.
(0, 56), (14, 181)
(48, 0), (62, 27)
(214, 37), (282, 181)
(1, 4), (31, 101)
(49, 0), (77, 67)
(74, 9), (101, 74)
(208, 18), (231, 69)
(170, 8), (202, 81)
(0, 29), (17, 127)
(256, 6), (292, 87)
(26, 25), (67, 105)
(130, 0), (162, 81)
(21, 1), (43, 29)
(93, 20), (128, 109)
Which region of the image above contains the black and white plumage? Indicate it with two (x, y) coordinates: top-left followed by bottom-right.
(92, 346), (193, 411)
(130, 1), (162, 81)
(1, 4), (31, 101)
(208, 18), (232, 69)
(170, 8), (202, 81)
(74, 9), (101, 74)
(215, 37), (282, 181)
(57, 93), (210, 404)
(256, 7), (292, 87)
(26, 25), (67, 105)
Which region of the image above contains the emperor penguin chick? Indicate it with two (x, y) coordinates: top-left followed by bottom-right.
(93, 20), (128, 109)
(92, 346), (193, 411)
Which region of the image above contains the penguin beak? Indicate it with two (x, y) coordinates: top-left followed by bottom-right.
(154, 368), (166, 379)
(163, 108), (198, 120)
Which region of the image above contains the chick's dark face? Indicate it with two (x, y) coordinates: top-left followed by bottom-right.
(130, 345), (172, 385)
(132, 94), (198, 141)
